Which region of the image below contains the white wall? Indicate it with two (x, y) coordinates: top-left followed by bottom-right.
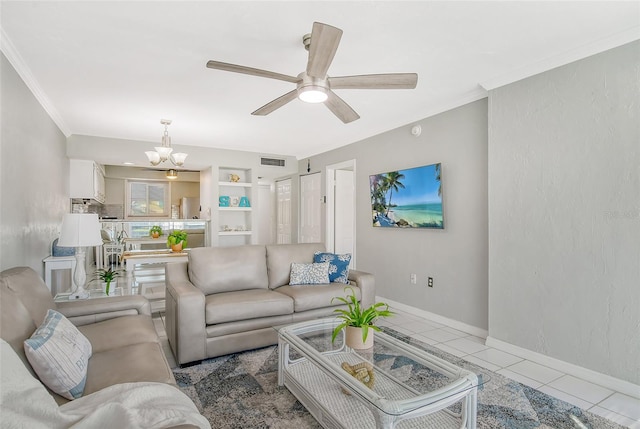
(303, 100), (489, 330)
(488, 41), (640, 384)
(0, 54), (70, 274)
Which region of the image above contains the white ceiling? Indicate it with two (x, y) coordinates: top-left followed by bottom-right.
(2, 1), (639, 162)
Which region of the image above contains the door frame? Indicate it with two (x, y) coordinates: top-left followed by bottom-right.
(326, 159), (356, 268)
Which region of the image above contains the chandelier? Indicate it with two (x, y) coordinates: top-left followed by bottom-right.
(145, 119), (188, 167)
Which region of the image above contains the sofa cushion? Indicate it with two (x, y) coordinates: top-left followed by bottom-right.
(314, 252), (352, 284)
(266, 243), (326, 289)
(188, 245), (268, 294)
(275, 284), (361, 313)
(290, 262), (330, 285)
(77, 315), (159, 354)
(24, 309), (92, 400)
(205, 289), (293, 325)
(83, 342), (175, 396)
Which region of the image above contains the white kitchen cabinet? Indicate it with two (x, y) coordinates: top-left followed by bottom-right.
(70, 159), (106, 203)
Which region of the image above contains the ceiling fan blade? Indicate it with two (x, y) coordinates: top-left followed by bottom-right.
(325, 90), (360, 124)
(252, 90), (299, 116)
(329, 73), (418, 90)
(206, 60), (300, 84)
(306, 22), (343, 79)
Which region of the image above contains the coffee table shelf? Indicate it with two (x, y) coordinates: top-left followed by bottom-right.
(278, 318), (485, 429)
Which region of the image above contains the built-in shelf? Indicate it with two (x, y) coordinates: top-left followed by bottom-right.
(218, 181), (252, 188)
(219, 207), (251, 211)
(218, 231), (252, 236)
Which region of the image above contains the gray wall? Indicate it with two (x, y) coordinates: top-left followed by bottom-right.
(303, 100), (489, 330)
(0, 53), (69, 275)
(488, 41), (640, 383)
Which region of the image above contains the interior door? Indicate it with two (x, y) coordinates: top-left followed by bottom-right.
(299, 173), (322, 243)
(276, 179), (292, 244)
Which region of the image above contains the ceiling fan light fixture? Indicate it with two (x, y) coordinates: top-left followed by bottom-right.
(298, 85), (328, 103)
(166, 169), (178, 180)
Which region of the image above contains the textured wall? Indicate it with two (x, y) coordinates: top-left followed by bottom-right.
(488, 41), (640, 383)
(1, 53), (70, 274)
(303, 100), (489, 330)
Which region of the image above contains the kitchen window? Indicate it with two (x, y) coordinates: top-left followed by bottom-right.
(126, 181), (170, 218)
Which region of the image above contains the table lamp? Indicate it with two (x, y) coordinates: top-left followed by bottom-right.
(57, 213), (103, 300)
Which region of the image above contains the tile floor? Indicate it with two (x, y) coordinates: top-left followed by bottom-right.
(152, 308), (640, 428)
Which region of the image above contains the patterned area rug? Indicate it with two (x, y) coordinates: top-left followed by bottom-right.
(173, 328), (624, 429)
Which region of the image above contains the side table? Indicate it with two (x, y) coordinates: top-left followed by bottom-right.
(43, 255), (76, 293)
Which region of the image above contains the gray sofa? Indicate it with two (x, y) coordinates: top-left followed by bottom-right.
(0, 266), (207, 428)
(165, 243), (375, 366)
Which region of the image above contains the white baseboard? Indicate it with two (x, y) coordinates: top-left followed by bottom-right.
(377, 296), (489, 339)
(376, 296), (640, 399)
(486, 336), (640, 400)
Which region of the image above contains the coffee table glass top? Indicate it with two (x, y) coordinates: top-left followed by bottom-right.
(278, 318), (490, 417)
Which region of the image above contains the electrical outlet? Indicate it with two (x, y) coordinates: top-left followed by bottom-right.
(410, 273), (417, 284)
(427, 277), (434, 288)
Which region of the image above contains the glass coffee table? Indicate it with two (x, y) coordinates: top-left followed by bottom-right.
(277, 318), (488, 429)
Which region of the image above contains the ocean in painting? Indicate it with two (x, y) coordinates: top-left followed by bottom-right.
(389, 203), (443, 228)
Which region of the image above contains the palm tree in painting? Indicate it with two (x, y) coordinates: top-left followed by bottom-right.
(384, 171), (405, 216)
(370, 174), (387, 215)
(435, 163), (442, 196)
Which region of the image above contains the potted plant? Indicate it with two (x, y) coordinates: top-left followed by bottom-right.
(92, 267), (123, 296)
(149, 225), (163, 238)
(331, 287), (394, 349)
(167, 230), (188, 252)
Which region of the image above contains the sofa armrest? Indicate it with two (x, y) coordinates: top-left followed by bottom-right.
(165, 261), (206, 365)
(56, 295), (151, 326)
(348, 269), (375, 309)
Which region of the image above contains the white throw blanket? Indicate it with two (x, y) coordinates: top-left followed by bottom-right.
(1, 339), (210, 429)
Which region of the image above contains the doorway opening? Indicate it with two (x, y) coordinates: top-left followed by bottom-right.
(326, 160), (356, 268)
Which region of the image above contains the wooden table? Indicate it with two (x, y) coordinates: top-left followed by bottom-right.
(122, 237), (166, 251)
(120, 249), (189, 280)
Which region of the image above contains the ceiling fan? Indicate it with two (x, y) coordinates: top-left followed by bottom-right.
(206, 22), (418, 124)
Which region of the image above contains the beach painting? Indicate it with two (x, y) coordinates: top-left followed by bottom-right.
(370, 163), (444, 229)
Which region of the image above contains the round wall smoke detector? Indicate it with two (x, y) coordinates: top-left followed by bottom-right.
(411, 125), (422, 136)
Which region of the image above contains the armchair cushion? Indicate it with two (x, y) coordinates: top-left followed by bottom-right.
(24, 309), (92, 400)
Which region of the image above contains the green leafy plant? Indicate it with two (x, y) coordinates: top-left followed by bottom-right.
(167, 230), (188, 248)
(331, 286), (394, 343)
(149, 225), (163, 236)
(91, 267), (123, 295)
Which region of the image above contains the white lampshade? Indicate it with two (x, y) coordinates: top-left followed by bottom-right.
(145, 151), (161, 166)
(171, 152), (188, 166)
(154, 146), (173, 161)
(57, 213), (103, 247)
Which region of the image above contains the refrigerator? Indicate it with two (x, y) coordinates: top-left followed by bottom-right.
(180, 197), (200, 219)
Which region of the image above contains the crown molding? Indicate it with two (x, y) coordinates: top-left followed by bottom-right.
(480, 26), (640, 91)
(0, 27), (71, 137)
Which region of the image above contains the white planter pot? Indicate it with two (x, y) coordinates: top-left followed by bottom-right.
(101, 280), (117, 296)
(345, 326), (374, 350)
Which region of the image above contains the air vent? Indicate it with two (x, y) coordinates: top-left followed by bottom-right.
(261, 157), (286, 167)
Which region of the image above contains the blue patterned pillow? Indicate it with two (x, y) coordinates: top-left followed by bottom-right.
(290, 262), (330, 285)
(314, 252), (351, 284)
